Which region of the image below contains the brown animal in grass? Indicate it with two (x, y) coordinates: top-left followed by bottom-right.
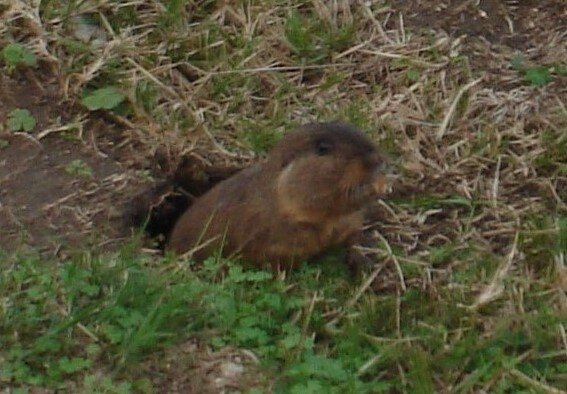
(166, 122), (390, 268)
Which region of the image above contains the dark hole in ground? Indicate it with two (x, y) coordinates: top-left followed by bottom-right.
(125, 155), (244, 248)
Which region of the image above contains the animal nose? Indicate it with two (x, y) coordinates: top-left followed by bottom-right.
(365, 154), (398, 193)
(368, 162), (397, 195)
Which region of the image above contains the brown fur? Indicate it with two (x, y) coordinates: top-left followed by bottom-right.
(166, 122), (390, 268)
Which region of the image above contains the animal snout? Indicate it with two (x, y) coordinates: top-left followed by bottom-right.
(370, 173), (390, 195)
(367, 159), (396, 196)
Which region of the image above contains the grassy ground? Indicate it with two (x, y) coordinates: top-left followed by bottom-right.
(1, 0), (566, 393)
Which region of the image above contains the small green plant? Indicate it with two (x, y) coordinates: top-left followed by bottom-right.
(238, 121), (283, 153)
(0, 139), (9, 149)
(81, 87), (125, 110)
(285, 11), (355, 64)
(524, 66), (552, 86)
(534, 128), (567, 175)
(335, 99), (374, 130)
(2, 43), (37, 69)
(511, 55), (552, 86)
(134, 80), (158, 115)
(554, 63), (567, 76)
(158, 0), (186, 29)
(7, 109), (37, 132)
(65, 159), (93, 178)
(406, 68), (421, 83)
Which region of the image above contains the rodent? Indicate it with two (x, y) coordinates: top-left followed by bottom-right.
(166, 122), (390, 268)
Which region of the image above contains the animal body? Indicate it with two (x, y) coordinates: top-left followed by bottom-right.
(167, 122), (390, 268)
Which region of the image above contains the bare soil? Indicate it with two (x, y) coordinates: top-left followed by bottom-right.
(0, 71), (150, 254)
(389, 0), (567, 49)
(142, 341), (267, 394)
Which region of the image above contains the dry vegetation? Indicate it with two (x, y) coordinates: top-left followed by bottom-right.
(1, 0), (566, 393)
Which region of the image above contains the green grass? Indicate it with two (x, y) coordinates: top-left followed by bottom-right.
(2, 236), (565, 392)
(285, 10), (356, 64)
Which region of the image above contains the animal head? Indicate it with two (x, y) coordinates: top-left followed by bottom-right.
(271, 122), (391, 221)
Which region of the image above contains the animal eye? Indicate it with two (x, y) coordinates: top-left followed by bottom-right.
(316, 140), (333, 156)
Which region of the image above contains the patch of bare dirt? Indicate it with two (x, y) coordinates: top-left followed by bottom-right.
(0, 71), (152, 253)
(142, 341), (268, 394)
(389, 0), (567, 49)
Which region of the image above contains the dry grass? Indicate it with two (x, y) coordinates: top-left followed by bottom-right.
(1, 0), (566, 392)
